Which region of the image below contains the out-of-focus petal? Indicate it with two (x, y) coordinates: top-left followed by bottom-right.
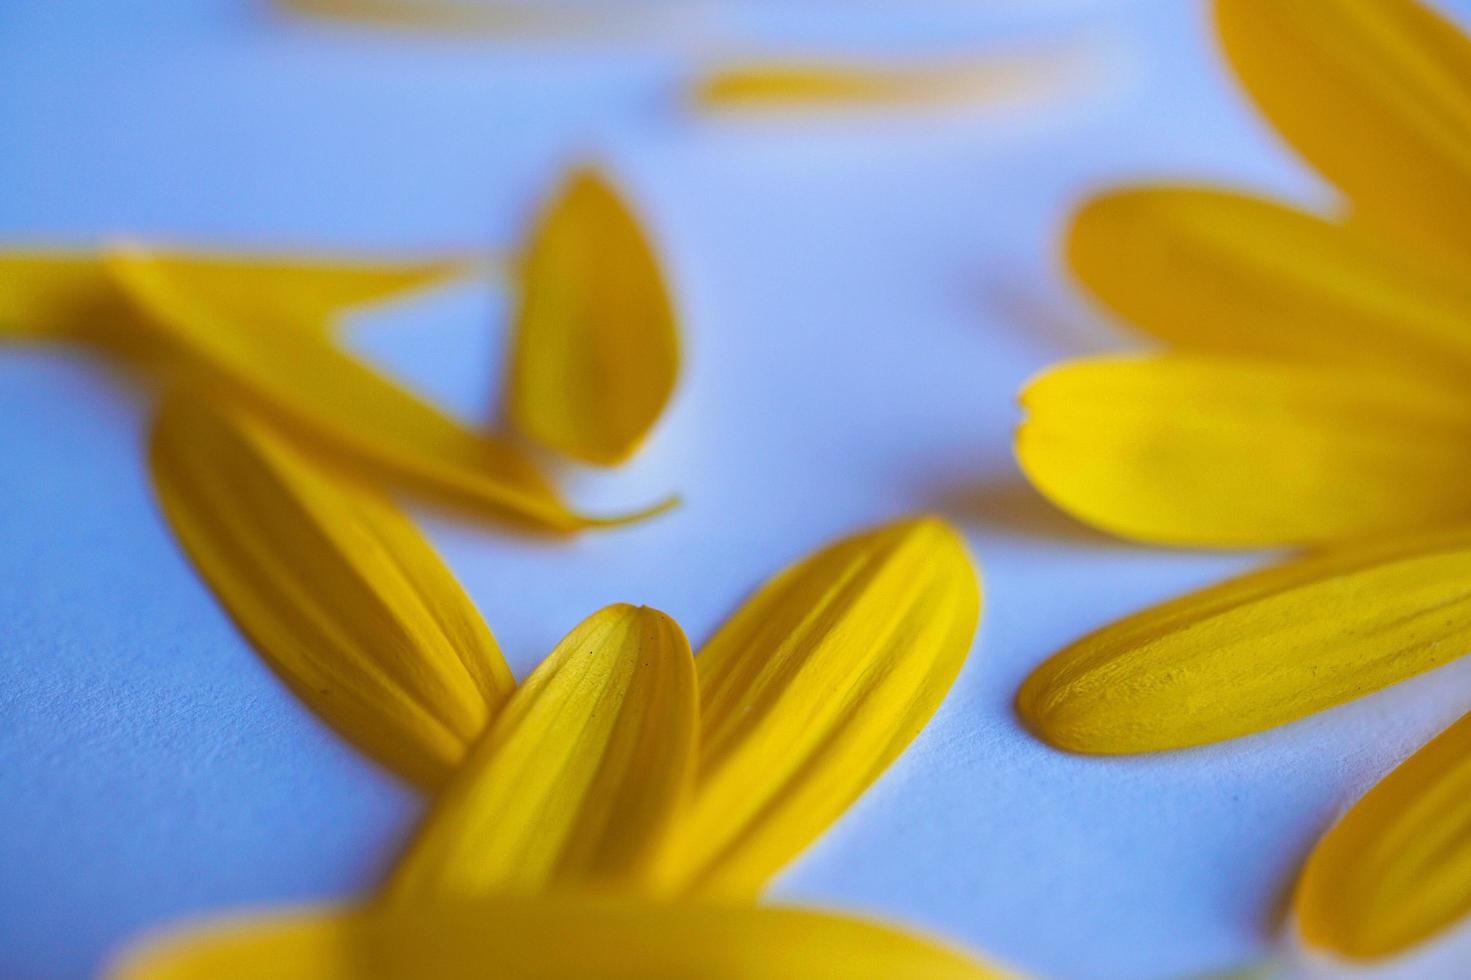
(1017, 355), (1471, 547)
(1296, 709), (1471, 959)
(112, 249), (668, 530)
(151, 392), (514, 787)
(112, 895), (1013, 980)
(1068, 187), (1471, 385)
(384, 604), (696, 899)
(1215, 0), (1471, 261)
(656, 516), (981, 899)
(508, 169), (679, 466)
(1017, 526), (1471, 753)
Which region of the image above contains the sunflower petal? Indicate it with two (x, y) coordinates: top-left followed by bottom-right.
(655, 516), (981, 899)
(1296, 709), (1471, 959)
(1215, 0), (1471, 261)
(507, 169), (679, 466)
(1018, 527), (1471, 753)
(1017, 354), (1471, 547)
(111, 249), (663, 530)
(111, 896), (1011, 980)
(0, 250), (456, 343)
(151, 392), (514, 787)
(1068, 187), (1471, 384)
(383, 604), (696, 899)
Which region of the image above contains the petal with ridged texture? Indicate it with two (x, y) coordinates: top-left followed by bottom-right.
(151, 392), (514, 787)
(656, 516), (981, 899)
(383, 604), (696, 899)
(1017, 355), (1471, 547)
(1018, 526), (1471, 753)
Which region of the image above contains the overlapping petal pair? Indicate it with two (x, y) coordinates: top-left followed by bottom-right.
(3, 168), (679, 528)
(1017, 0), (1471, 961)
(133, 387), (990, 975)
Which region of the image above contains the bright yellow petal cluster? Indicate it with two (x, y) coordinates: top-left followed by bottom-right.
(1017, 0), (1471, 961)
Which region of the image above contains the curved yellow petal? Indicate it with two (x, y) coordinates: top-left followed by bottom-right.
(1017, 355), (1471, 547)
(656, 516), (981, 899)
(1018, 526), (1471, 754)
(112, 896), (1011, 980)
(507, 169), (679, 466)
(693, 58), (1061, 111)
(383, 604), (696, 900)
(151, 392), (514, 787)
(1296, 709), (1471, 960)
(111, 249), (664, 530)
(1068, 187), (1471, 385)
(1215, 0), (1471, 262)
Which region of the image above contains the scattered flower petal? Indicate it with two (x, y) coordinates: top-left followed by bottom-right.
(384, 604), (696, 900)
(508, 169), (679, 466)
(151, 391), (514, 787)
(1017, 354), (1471, 547)
(1296, 708), (1471, 959)
(656, 516), (981, 899)
(1017, 526), (1471, 753)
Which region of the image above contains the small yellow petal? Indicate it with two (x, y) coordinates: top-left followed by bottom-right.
(1068, 188), (1471, 385)
(111, 896), (1012, 980)
(151, 392), (514, 787)
(0, 252), (116, 340)
(508, 169), (679, 466)
(383, 604), (696, 900)
(656, 516), (981, 899)
(1296, 709), (1471, 959)
(1018, 526), (1471, 753)
(111, 249), (661, 531)
(1215, 0), (1471, 262)
(1017, 354), (1471, 547)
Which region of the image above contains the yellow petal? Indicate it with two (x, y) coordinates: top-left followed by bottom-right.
(0, 249), (457, 343)
(1215, 0), (1471, 262)
(507, 169), (679, 466)
(151, 392), (514, 787)
(383, 604), (696, 899)
(111, 896), (1012, 980)
(1296, 709), (1471, 959)
(1017, 354), (1471, 547)
(1017, 526), (1471, 754)
(111, 249), (666, 530)
(1068, 187), (1471, 385)
(655, 516), (981, 899)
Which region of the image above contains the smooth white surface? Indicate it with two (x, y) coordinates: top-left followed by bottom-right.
(3, 2), (1471, 978)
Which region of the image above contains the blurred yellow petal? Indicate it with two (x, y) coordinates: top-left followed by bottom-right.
(0, 249), (456, 343)
(1296, 709), (1471, 959)
(1017, 355), (1471, 547)
(384, 604), (696, 899)
(111, 249), (665, 530)
(508, 169), (679, 466)
(112, 895), (1011, 980)
(1017, 526), (1471, 753)
(1216, 0), (1471, 261)
(657, 516), (981, 899)
(151, 392), (514, 787)
(1068, 187), (1471, 385)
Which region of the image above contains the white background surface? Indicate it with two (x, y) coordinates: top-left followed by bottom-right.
(4, 1), (1471, 977)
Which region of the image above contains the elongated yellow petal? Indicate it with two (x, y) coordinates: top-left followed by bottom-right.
(383, 604), (696, 899)
(1018, 526), (1471, 754)
(112, 896), (1012, 980)
(1215, 0), (1471, 261)
(1068, 188), (1471, 385)
(111, 250), (664, 530)
(151, 392), (514, 787)
(654, 516), (981, 899)
(1296, 709), (1471, 959)
(1017, 355), (1471, 547)
(507, 169), (679, 466)
(0, 250), (456, 343)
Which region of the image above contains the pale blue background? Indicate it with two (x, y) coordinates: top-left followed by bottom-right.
(4, 2), (1471, 978)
